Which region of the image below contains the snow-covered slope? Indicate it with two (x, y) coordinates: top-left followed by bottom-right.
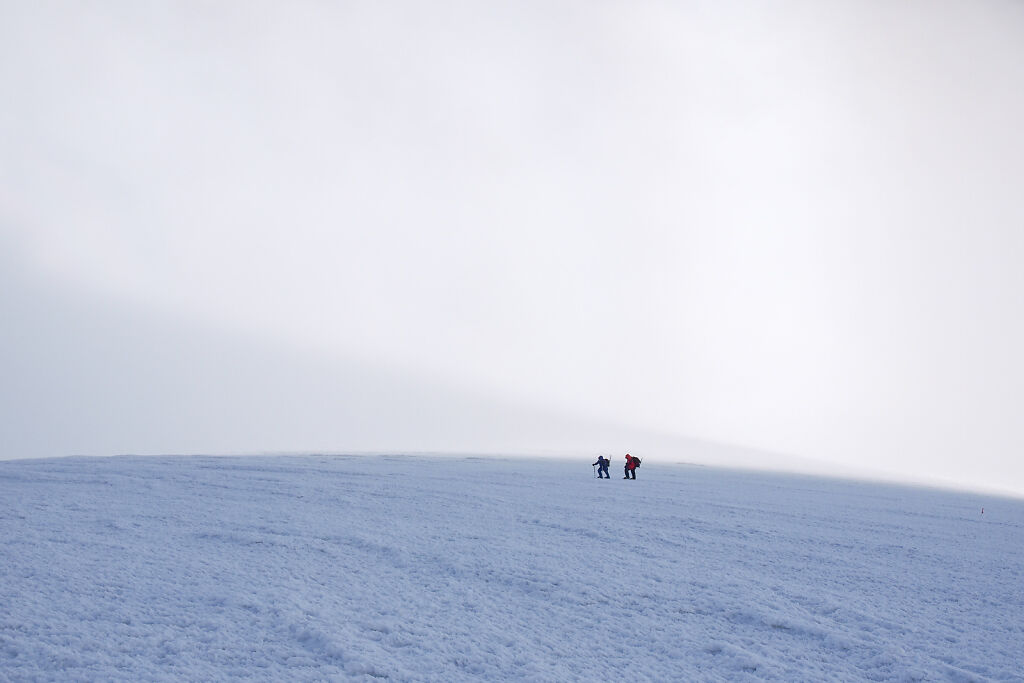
(2, 455), (1021, 681)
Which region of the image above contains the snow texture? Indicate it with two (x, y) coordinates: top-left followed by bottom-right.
(2, 455), (1022, 681)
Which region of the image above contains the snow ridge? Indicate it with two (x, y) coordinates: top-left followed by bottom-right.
(2, 455), (1022, 681)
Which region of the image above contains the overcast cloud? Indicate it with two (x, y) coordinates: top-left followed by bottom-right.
(2, 1), (1023, 494)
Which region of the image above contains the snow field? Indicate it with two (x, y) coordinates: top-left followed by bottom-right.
(1, 455), (1022, 681)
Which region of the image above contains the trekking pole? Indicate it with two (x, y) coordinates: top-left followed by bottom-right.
(592, 464), (596, 478)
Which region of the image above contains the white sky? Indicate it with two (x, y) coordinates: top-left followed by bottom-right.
(2, 1), (1024, 494)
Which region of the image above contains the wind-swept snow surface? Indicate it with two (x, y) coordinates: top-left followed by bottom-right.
(2, 456), (1022, 681)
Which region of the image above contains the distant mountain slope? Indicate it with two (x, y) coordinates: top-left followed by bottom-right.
(0, 251), (590, 458)
(5, 251), (1016, 496)
(1, 251), (776, 467)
